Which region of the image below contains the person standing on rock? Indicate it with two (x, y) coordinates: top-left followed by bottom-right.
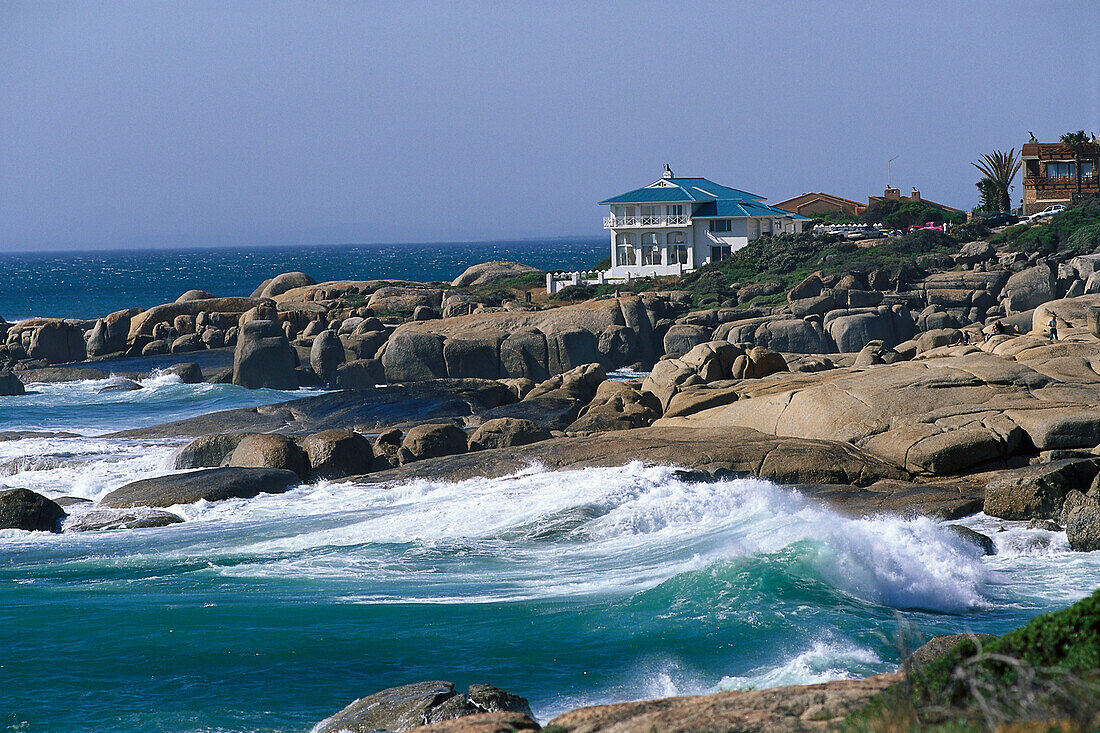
(1048, 316), (1058, 342)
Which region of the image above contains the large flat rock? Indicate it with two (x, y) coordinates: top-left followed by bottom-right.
(108, 380), (515, 439)
(349, 425), (909, 493)
(101, 467), (300, 508)
(545, 673), (901, 733)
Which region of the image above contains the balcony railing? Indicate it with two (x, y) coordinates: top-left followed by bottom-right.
(1024, 173), (1099, 190)
(604, 214), (690, 229)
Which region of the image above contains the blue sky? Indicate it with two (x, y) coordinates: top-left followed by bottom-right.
(1, 1), (1097, 251)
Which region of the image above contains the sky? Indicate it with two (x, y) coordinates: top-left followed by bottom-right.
(1, 1), (1098, 252)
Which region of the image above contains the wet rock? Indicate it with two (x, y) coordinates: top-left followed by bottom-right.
(101, 467), (300, 508)
(945, 524), (996, 555)
(398, 423), (468, 463)
(63, 508), (184, 532)
(300, 429), (374, 480)
(312, 680), (534, 733)
(0, 488), (64, 532)
(0, 370), (25, 396)
(174, 433), (252, 469)
(1066, 505), (1100, 551)
(228, 433), (309, 479)
(468, 417), (552, 451)
(97, 377), (143, 393)
(984, 459), (1100, 520)
(165, 362), (203, 384)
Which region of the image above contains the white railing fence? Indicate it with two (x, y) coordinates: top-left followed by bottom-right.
(603, 214), (690, 229)
(545, 270), (629, 294)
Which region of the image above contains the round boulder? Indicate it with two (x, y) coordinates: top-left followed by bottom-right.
(310, 330), (346, 383)
(451, 261), (539, 287)
(300, 429), (375, 480)
(228, 434), (309, 479)
(254, 272), (317, 300)
(468, 418), (552, 451)
(398, 423), (468, 463)
(176, 289), (215, 302)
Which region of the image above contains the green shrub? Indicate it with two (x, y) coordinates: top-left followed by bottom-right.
(846, 589), (1100, 732)
(1010, 226), (1059, 255)
(1064, 223), (1100, 255)
(591, 256), (612, 270)
(989, 223), (1029, 245)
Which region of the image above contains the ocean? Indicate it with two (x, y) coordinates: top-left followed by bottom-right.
(0, 238), (607, 322)
(1, 243), (1099, 732)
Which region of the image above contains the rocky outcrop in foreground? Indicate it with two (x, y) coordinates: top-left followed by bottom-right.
(312, 681), (535, 733)
(541, 675), (900, 733)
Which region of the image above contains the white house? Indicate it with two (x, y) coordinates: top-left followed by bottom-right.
(600, 166), (809, 279)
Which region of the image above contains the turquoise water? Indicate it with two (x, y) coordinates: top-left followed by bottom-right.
(2, 376), (1100, 732)
(0, 239), (605, 322)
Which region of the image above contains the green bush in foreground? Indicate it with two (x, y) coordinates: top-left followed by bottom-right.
(844, 589), (1100, 732)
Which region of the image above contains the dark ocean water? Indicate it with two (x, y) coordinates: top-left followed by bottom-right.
(0, 238), (606, 321)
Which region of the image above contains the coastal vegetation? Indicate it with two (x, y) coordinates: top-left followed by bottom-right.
(844, 589), (1100, 731)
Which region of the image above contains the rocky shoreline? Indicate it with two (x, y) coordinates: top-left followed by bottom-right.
(3, 244), (1100, 728)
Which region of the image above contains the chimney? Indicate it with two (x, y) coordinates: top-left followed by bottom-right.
(884, 187), (900, 200)
(911, 187), (920, 201)
(663, 163), (674, 179)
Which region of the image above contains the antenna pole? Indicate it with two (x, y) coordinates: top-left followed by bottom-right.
(888, 155), (899, 188)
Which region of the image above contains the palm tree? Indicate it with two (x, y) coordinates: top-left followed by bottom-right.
(1060, 130), (1090, 199)
(972, 149), (1022, 212)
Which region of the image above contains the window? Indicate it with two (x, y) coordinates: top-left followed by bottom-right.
(709, 219), (732, 233)
(615, 233), (635, 266)
(666, 204), (684, 217)
(641, 232), (660, 265)
(710, 246), (732, 261)
(1047, 162), (1095, 180)
(640, 206), (657, 217)
(668, 232), (687, 264)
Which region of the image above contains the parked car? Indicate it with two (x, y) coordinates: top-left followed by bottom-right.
(983, 211), (1019, 227)
(906, 221), (944, 233)
(1027, 204), (1066, 222)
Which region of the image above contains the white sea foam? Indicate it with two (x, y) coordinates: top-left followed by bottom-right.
(150, 463), (993, 613)
(718, 640), (883, 690)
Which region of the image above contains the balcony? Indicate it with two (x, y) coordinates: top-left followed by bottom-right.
(1024, 173), (1099, 191)
(603, 213), (690, 229)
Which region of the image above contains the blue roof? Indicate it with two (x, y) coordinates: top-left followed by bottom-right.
(692, 200), (809, 219)
(599, 176), (765, 205)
